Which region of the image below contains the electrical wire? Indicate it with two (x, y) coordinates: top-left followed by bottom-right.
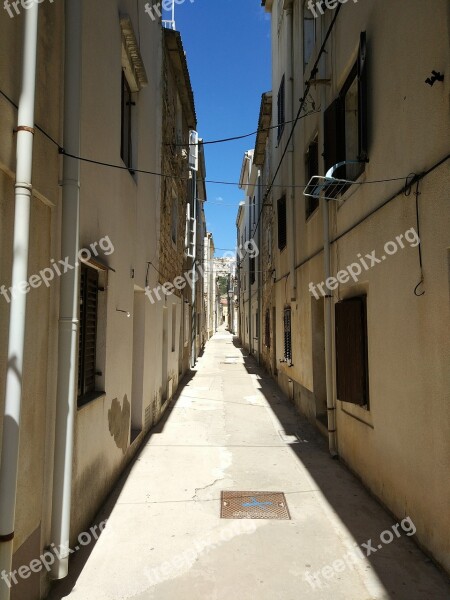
(0, 86), (409, 190)
(237, 3), (343, 268)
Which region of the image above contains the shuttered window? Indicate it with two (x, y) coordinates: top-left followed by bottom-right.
(335, 296), (369, 407)
(283, 307), (292, 364)
(324, 32), (368, 183)
(277, 196), (287, 251)
(265, 309), (271, 348)
(121, 72), (133, 169)
(277, 75), (285, 141)
(78, 265), (99, 403)
(306, 137), (319, 218)
(250, 256), (255, 285)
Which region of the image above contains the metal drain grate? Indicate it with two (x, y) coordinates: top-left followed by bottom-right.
(221, 491), (290, 520)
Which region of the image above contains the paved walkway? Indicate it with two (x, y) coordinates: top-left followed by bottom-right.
(48, 330), (450, 600)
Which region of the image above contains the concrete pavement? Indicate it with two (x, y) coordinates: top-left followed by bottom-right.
(47, 329), (450, 600)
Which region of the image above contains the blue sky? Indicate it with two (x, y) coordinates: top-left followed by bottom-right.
(167, 0), (272, 256)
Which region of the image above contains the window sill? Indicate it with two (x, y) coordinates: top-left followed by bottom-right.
(339, 400), (373, 428)
(77, 391), (106, 411)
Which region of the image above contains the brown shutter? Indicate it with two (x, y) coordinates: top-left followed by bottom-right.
(335, 297), (369, 406)
(78, 265), (99, 399)
(265, 309), (271, 348)
(283, 307), (292, 363)
(324, 97), (345, 175)
(277, 196), (287, 250)
(358, 31), (369, 162)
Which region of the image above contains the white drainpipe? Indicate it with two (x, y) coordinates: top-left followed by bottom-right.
(50, 0), (82, 580)
(285, 2), (296, 301)
(0, 5), (39, 599)
(322, 195), (337, 456)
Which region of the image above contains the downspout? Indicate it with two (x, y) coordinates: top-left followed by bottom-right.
(285, 2), (296, 301)
(257, 171), (262, 364)
(0, 5), (39, 598)
(191, 175), (197, 368)
(50, 0), (82, 579)
(322, 196), (337, 456)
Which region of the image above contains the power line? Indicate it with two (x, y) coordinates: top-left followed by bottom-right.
(0, 87), (408, 191)
(237, 4), (343, 268)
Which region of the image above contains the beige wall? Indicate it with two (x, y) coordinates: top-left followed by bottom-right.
(265, 0), (450, 573)
(0, 2), (63, 598)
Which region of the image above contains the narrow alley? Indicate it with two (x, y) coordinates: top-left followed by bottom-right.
(46, 330), (450, 600)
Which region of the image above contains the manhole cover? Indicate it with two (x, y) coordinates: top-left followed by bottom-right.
(220, 491), (290, 520)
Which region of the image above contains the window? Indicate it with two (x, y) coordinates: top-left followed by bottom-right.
(283, 306), (292, 364)
(335, 296), (369, 408)
(277, 75), (285, 141)
(255, 311), (259, 339)
(265, 309), (271, 348)
(305, 137), (319, 218)
(78, 265), (99, 403)
(250, 256), (255, 285)
(121, 71), (133, 169)
(277, 196), (287, 251)
(171, 193), (178, 244)
(303, 0), (316, 70)
(324, 32), (368, 182)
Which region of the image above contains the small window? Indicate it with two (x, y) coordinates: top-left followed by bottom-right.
(324, 32), (368, 182)
(277, 75), (285, 141)
(121, 72), (133, 169)
(250, 256), (255, 285)
(277, 196), (287, 251)
(283, 306), (292, 364)
(303, 0), (316, 71)
(78, 265), (99, 404)
(305, 137), (319, 218)
(335, 296), (369, 408)
(265, 309), (271, 348)
(255, 311), (259, 339)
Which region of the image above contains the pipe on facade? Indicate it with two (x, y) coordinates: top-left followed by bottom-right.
(285, 3), (296, 302)
(50, 0), (82, 580)
(322, 196), (337, 456)
(0, 5), (39, 599)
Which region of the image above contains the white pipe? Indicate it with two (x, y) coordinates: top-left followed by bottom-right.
(285, 3), (296, 301)
(322, 197), (337, 456)
(50, 0), (82, 580)
(0, 5), (39, 599)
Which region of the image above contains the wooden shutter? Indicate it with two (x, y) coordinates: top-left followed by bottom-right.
(306, 138), (319, 217)
(78, 265), (99, 399)
(277, 196), (287, 250)
(335, 297), (369, 406)
(265, 309), (271, 348)
(250, 257), (255, 285)
(283, 307), (292, 363)
(358, 31), (369, 162)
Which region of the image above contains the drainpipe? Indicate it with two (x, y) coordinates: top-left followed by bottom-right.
(191, 175), (197, 368)
(257, 171), (262, 364)
(248, 194), (252, 354)
(322, 196), (337, 456)
(0, 5), (39, 597)
(50, 0), (82, 579)
(285, 2), (296, 301)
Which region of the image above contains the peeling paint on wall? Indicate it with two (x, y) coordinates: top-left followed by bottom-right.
(108, 396), (130, 454)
